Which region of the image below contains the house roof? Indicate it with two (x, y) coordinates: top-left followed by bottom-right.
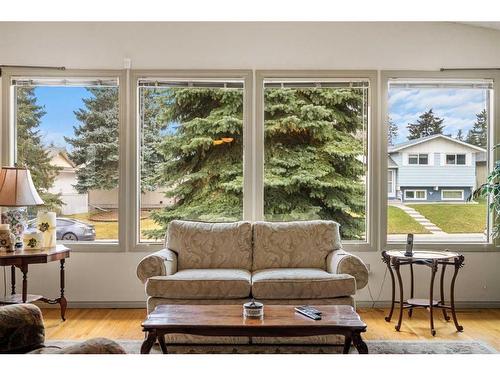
(388, 134), (486, 153)
(47, 147), (77, 169)
(388, 155), (398, 168)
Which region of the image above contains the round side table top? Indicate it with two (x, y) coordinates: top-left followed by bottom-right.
(384, 250), (460, 260)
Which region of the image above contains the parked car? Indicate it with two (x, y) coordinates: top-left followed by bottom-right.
(27, 218), (96, 241)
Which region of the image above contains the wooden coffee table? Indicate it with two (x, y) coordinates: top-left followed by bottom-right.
(141, 304), (368, 354)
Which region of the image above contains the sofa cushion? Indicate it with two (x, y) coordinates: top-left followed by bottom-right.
(252, 220), (342, 270)
(146, 269), (252, 299)
(251, 268), (356, 299)
(167, 220), (253, 270)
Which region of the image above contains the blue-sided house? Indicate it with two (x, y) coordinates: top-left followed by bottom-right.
(388, 134), (486, 202)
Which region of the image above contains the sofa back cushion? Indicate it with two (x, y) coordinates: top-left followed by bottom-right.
(166, 220), (253, 270)
(252, 220), (342, 270)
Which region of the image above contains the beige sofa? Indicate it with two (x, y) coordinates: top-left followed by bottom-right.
(137, 220), (368, 345)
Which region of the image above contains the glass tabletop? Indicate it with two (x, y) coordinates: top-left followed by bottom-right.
(385, 250), (460, 260)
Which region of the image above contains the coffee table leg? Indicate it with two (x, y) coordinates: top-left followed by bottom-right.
(352, 332), (368, 354)
(393, 259), (404, 331)
(158, 333), (168, 354)
(141, 330), (157, 354)
(343, 335), (352, 354)
(450, 256), (464, 332)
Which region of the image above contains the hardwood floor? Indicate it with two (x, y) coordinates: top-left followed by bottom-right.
(41, 307), (500, 351)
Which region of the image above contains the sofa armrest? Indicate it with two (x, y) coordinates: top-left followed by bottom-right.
(327, 249), (368, 290)
(137, 248), (178, 284)
(0, 304), (45, 353)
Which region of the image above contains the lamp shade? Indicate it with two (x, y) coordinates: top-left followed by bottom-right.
(0, 167), (44, 206)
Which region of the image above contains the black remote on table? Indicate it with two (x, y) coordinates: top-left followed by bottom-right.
(294, 307), (321, 320)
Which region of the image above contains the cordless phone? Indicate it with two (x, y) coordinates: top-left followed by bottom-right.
(405, 233), (414, 257)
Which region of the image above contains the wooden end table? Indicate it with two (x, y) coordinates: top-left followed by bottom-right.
(0, 245), (70, 321)
(141, 304), (368, 354)
(382, 250), (464, 336)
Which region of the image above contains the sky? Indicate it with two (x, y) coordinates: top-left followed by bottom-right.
(32, 86), (489, 149)
(389, 88), (488, 145)
(33, 86), (92, 147)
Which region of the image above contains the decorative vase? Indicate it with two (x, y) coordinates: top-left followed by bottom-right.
(0, 224), (16, 252)
(37, 211), (57, 248)
(1, 207), (28, 249)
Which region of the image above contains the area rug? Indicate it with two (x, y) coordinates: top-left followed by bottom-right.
(45, 340), (497, 354)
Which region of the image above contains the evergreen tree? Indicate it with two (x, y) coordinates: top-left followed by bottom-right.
(16, 87), (63, 212)
(146, 86), (366, 240)
(65, 88), (119, 193)
(407, 109), (444, 140)
(466, 109), (487, 148)
(387, 116), (398, 146)
(146, 87), (244, 238)
(139, 88), (168, 192)
(455, 129), (465, 141)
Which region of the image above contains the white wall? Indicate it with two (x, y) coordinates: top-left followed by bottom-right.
(1, 22), (500, 307)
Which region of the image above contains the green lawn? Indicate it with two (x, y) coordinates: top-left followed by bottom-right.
(65, 212), (162, 240)
(408, 202), (487, 233)
(387, 205), (430, 234)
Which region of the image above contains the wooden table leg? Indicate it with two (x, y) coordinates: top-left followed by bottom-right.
(450, 256), (464, 332)
(429, 260), (438, 336)
(59, 259), (67, 321)
(10, 265), (15, 295)
(408, 262), (414, 318)
(382, 251), (395, 322)
(158, 333), (168, 354)
(393, 259), (404, 332)
(141, 330), (157, 354)
(352, 332), (368, 354)
(21, 264), (28, 303)
(440, 263), (450, 321)
(343, 335), (352, 354)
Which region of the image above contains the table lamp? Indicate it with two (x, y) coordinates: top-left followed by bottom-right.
(0, 166), (44, 249)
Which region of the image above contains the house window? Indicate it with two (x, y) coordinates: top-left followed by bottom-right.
(10, 76), (120, 243)
(262, 79), (369, 241)
(408, 153), (428, 165)
(386, 77), (492, 244)
(446, 154), (466, 165)
(405, 190), (427, 200)
(137, 78), (245, 242)
(442, 190), (464, 200)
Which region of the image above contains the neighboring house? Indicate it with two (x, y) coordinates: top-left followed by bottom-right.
(388, 134), (486, 202)
(48, 147), (171, 213)
(47, 148), (88, 215)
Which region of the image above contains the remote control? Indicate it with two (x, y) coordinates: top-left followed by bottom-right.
(298, 305), (322, 315)
(294, 307), (321, 320)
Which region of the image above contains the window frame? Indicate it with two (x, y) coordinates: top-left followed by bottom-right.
(128, 70), (253, 252)
(446, 153), (467, 165)
(409, 153), (429, 165)
(381, 70), (500, 252)
(441, 189), (464, 201)
(256, 70), (379, 252)
(404, 189), (427, 201)
(1, 67), (127, 253)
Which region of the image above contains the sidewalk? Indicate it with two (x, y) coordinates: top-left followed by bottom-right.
(390, 202), (445, 234)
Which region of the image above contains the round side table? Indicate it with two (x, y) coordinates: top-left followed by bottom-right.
(381, 250), (464, 336)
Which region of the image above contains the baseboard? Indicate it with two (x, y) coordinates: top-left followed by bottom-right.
(33, 300), (500, 309)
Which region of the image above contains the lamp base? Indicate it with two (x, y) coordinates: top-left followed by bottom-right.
(1, 207), (27, 250)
